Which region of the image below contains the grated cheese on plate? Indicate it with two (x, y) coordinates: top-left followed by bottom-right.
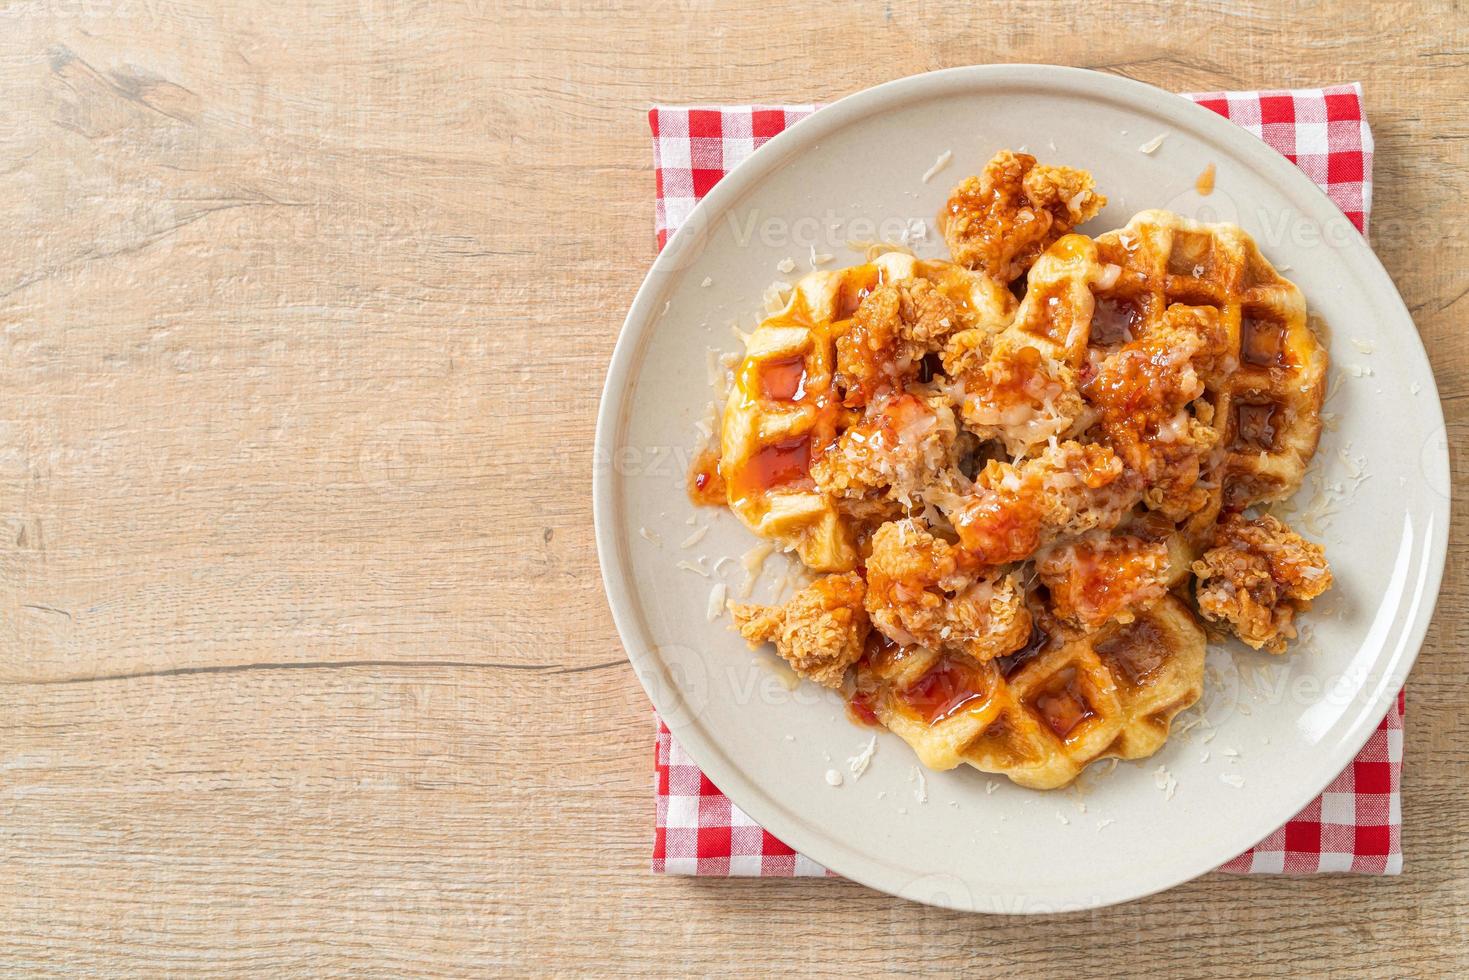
(705, 582), (727, 621)
(848, 736), (877, 779)
(739, 541), (775, 597)
(921, 149), (953, 183)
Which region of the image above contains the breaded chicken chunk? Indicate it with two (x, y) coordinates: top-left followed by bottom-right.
(1036, 530), (1171, 630)
(1083, 303), (1230, 520)
(943, 333), (1086, 458)
(835, 278), (965, 406)
(864, 519), (1031, 662)
(812, 390), (959, 515)
(942, 150), (1106, 283)
(945, 441), (1140, 566)
(1192, 514), (1332, 653)
(730, 572), (871, 688)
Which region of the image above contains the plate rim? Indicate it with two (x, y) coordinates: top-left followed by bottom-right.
(593, 63), (1451, 911)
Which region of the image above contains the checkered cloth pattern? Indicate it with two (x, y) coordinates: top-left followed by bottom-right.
(648, 82), (1401, 877)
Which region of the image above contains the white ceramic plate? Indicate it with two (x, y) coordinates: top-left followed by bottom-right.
(594, 65), (1448, 912)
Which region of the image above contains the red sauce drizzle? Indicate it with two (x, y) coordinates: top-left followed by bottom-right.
(741, 436), (812, 493)
(995, 625), (1051, 679)
(848, 692), (881, 727)
(1091, 296), (1142, 347)
(1032, 667), (1095, 739)
(900, 656), (990, 724)
(1195, 163), (1216, 196)
(1234, 402), (1279, 450)
(835, 269), (879, 318)
(1240, 314), (1288, 367)
(952, 489), (1042, 565)
(759, 356), (807, 401)
(686, 447), (726, 505)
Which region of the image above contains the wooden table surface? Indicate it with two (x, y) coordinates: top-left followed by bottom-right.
(3, 1), (1467, 975)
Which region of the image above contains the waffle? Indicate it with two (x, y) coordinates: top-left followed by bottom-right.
(718, 251), (1011, 571)
(1089, 210), (1328, 533)
(851, 595), (1205, 789)
(693, 150), (1333, 792)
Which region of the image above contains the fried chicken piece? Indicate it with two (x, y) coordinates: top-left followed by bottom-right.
(1082, 304), (1230, 520)
(1191, 514), (1332, 653)
(939, 325), (994, 379)
(835, 278), (964, 407)
(945, 441), (1141, 566)
(813, 390), (959, 515)
(730, 573), (871, 688)
(943, 333), (1085, 458)
(1036, 530), (1171, 630)
(942, 150), (1107, 283)
(894, 277), (964, 348)
(864, 519), (1031, 662)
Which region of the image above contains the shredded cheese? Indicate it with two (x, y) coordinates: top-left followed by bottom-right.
(739, 541), (775, 598)
(921, 149), (953, 183)
(848, 736), (877, 779)
(706, 582), (727, 622)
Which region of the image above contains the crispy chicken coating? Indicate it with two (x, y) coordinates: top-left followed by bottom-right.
(835, 278), (964, 407)
(1082, 303), (1230, 520)
(812, 390), (959, 515)
(945, 440), (1140, 566)
(943, 334), (1085, 458)
(730, 573), (871, 688)
(942, 150), (1107, 283)
(864, 519), (1031, 662)
(1192, 514), (1332, 653)
(939, 325), (994, 380)
(1036, 530), (1171, 630)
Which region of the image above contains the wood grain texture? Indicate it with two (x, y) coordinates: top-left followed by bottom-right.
(1, 0), (1467, 975)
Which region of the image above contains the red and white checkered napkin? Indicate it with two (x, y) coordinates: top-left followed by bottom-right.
(648, 83), (1402, 877)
